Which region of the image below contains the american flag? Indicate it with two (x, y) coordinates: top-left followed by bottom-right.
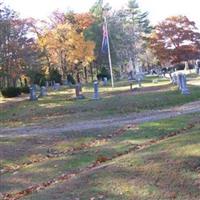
(101, 23), (108, 53)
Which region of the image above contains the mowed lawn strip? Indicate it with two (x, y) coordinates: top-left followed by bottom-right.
(23, 119), (200, 200)
(1, 112), (199, 198)
(0, 127), (117, 169)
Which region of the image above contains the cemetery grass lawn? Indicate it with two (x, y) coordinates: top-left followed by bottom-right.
(0, 113), (200, 199)
(0, 127), (117, 169)
(1, 82), (200, 128)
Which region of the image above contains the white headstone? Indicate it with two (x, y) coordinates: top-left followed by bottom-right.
(93, 81), (100, 100)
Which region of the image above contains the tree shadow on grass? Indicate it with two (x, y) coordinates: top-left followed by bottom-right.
(22, 147), (200, 200)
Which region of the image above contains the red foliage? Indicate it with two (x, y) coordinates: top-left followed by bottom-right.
(74, 13), (94, 31)
(149, 15), (200, 64)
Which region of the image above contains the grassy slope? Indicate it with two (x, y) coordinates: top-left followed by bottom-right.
(1, 77), (200, 128)
(24, 115), (200, 200)
(1, 113), (199, 199)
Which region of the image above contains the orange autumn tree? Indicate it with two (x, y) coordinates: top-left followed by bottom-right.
(74, 13), (94, 32)
(149, 16), (200, 65)
(36, 12), (95, 82)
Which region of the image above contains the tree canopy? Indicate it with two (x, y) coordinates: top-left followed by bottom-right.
(0, 0), (200, 88)
(149, 15), (200, 65)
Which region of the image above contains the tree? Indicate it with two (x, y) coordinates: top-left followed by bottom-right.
(36, 11), (95, 82)
(108, 0), (152, 67)
(86, 0), (107, 74)
(138, 48), (159, 69)
(149, 15), (200, 65)
(0, 3), (41, 88)
(86, 0), (151, 79)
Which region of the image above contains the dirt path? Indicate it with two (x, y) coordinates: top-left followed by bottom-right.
(1, 100), (200, 137)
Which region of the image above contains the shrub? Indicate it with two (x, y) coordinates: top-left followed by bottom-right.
(97, 67), (111, 81)
(1, 87), (21, 98)
(20, 86), (30, 94)
(67, 74), (76, 85)
(49, 69), (62, 84)
(39, 77), (46, 87)
(173, 63), (194, 70)
(32, 72), (46, 87)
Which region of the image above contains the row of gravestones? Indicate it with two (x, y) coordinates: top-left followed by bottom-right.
(29, 82), (61, 101)
(30, 81), (100, 101)
(63, 77), (108, 88)
(75, 81), (100, 100)
(75, 77), (109, 100)
(172, 73), (190, 95)
(29, 85), (47, 101)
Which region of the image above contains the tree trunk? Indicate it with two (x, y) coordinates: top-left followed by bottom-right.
(90, 64), (94, 82)
(76, 72), (80, 83)
(13, 78), (17, 87)
(84, 67), (88, 83)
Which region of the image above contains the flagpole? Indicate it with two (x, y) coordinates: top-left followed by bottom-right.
(104, 15), (114, 88)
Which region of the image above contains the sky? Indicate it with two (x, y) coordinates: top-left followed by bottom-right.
(4, 0), (200, 29)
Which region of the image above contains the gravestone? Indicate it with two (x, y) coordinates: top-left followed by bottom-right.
(184, 61), (189, 71)
(172, 74), (177, 85)
(93, 81), (100, 100)
(63, 80), (68, 86)
(29, 86), (37, 101)
(45, 81), (49, 88)
(196, 60), (200, 75)
(177, 73), (190, 95)
(68, 81), (73, 87)
(103, 77), (108, 86)
(54, 83), (60, 90)
(75, 83), (84, 99)
(135, 73), (144, 88)
(137, 78), (142, 88)
(177, 73), (182, 90)
(38, 86), (47, 98)
(180, 75), (190, 95)
(195, 65), (199, 74)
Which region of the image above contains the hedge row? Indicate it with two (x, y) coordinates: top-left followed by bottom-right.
(1, 86), (30, 98)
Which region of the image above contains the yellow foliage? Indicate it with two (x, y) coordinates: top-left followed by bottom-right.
(37, 22), (95, 73)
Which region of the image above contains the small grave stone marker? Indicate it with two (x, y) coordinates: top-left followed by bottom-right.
(93, 80), (100, 100)
(177, 73), (183, 90)
(177, 73), (190, 95)
(103, 77), (108, 86)
(135, 73), (144, 88)
(172, 74), (177, 85)
(63, 80), (68, 86)
(137, 78), (142, 88)
(45, 81), (49, 88)
(180, 74), (190, 95)
(195, 65), (199, 74)
(39, 86), (47, 97)
(54, 83), (60, 90)
(29, 86), (37, 101)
